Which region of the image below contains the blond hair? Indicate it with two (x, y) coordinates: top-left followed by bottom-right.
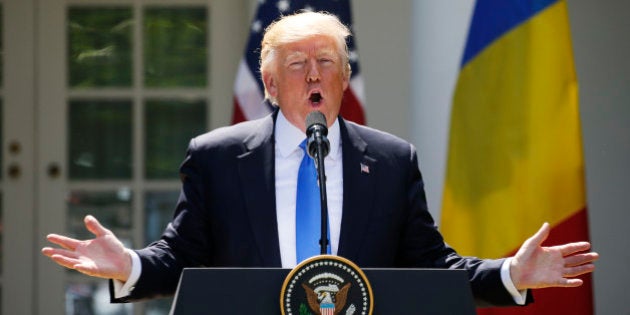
(260, 11), (353, 103)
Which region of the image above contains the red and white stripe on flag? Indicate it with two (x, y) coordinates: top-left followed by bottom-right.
(320, 304), (335, 315)
(231, 0), (365, 125)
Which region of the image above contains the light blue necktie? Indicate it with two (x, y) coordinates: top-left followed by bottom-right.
(296, 140), (330, 264)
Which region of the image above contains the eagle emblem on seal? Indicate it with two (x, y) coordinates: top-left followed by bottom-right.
(302, 279), (351, 315)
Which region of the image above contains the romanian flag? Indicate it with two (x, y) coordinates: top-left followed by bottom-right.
(441, 0), (592, 314)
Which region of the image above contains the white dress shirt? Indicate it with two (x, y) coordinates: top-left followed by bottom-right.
(274, 111), (343, 268)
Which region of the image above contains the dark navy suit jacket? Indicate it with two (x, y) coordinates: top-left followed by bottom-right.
(112, 109), (526, 306)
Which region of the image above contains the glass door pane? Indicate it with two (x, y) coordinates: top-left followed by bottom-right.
(144, 7), (207, 87)
(68, 100), (133, 179)
(145, 100), (206, 179)
(68, 7), (133, 88)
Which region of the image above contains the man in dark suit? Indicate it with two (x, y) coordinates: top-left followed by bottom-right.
(42, 11), (598, 307)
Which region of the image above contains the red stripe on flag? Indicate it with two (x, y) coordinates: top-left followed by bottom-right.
(478, 208), (593, 315)
(340, 88), (365, 125)
(232, 97), (246, 124)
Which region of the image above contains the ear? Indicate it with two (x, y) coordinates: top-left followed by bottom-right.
(342, 65), (350, 91)
(263, 72), (278, 100)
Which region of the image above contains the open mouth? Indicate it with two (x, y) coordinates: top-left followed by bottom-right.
(309, 92), (322, 104)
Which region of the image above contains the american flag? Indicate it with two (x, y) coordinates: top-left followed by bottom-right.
(231, 0), (366, 125)
(360, 162), (369, 174)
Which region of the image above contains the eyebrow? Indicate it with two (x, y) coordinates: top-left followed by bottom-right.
(316, 48), (337, 58)
(284, 51), (307, 62)
(284, 48), (338, 62)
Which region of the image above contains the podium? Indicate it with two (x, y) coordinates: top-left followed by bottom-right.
(169, 267), (476, 314)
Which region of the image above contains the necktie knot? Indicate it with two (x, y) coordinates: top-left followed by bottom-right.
(299, 139), (308, 153)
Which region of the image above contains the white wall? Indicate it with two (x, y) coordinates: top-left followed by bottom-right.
(352, 2), (412, 139)
(409, 2), (474, 223)
(567, 1), (630, 314)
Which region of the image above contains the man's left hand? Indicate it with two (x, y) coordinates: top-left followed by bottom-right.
(510, 222), (599, 291)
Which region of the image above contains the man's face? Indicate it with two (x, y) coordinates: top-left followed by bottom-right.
(264, 35), (349, 132)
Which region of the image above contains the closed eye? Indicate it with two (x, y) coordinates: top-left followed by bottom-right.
(289, 61), (305, 69)
(319, 58), (334, 65)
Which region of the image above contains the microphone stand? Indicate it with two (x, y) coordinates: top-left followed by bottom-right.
(313, 138), (329, 255)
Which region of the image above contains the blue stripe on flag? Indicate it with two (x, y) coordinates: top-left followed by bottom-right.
(461, 0), (558, 67)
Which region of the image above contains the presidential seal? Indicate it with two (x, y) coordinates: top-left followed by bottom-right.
(280, 255), (373, 315)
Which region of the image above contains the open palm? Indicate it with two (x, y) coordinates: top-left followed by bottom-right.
(510, 223), (598, 290)
(41, 215), (132, 282)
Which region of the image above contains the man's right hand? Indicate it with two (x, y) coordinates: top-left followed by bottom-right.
(42, 215), (132, 282)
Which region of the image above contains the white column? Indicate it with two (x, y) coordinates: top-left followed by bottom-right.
(409, 1), (474, 223)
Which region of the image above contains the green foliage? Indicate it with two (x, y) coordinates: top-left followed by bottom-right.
(299, 303), (313, 315)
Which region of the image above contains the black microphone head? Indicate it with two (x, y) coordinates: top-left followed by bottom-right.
(305, 111), (328, 137)
(305, 111), (330, 159)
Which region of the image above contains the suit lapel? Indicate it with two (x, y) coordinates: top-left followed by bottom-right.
(237, 111), (281, 266)
(337, 119), (377, 262)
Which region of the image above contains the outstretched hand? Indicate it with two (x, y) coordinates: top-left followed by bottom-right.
(510, 222), (599, 291)
(41, 215), (132, 282)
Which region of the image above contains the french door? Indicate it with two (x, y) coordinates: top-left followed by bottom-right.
(3, 0), (248, 314)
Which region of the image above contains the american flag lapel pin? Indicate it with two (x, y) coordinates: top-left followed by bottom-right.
(360, 163), (370, 174)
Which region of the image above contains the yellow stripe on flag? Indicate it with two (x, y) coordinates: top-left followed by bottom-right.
(441, 0), (586, 258)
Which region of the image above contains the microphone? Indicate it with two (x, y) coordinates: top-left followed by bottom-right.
(305, 111), (330, 159)
(304, 110), (330, 255)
